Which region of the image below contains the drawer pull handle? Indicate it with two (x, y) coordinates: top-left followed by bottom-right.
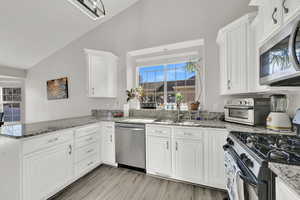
(69, 145), (72, 155)
(166, 141), (169, 150)
(110, 135), (113, 142)
(272, 8), (278, 24)
(175, 142), (178, 151)
(48, 137), (58, 143)
(87, 161), (94, 166)
(86, 149), (94, 154)
(282, 0), (289, 14)
(86, 137), (93, 142)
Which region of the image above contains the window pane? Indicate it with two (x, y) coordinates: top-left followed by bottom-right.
(3, 103), (13, 122)
(139, 65), (165, 107)
(166, 63), (196, 103)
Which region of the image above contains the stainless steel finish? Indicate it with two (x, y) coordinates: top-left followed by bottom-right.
(289, 20), (300, 70)
(224, 98), (270, 126)
(115, 123), (146, 169)
(260, 16), (300, 85)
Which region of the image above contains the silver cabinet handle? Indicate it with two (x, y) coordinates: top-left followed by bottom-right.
(110, 134), (113, 142)
(272, 8), (278, 24)
(69, 145), (72, 155)
(282, 0), (289, 14)
(184, 132), (193, 136)
(86, 137), (93, 142)
(175, 142), (178, 151)
(86, 149), (94, 154)
(87, 161), (94, 166)
(92, 88), (95, 95)
(166, 141), (169, 150)
(227, 80), (231, 90)
(48, 137), (58, 143)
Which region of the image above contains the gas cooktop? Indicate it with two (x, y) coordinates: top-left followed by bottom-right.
(231, 132), (300, 165)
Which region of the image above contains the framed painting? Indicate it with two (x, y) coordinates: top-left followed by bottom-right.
(47, 77), (69, 100)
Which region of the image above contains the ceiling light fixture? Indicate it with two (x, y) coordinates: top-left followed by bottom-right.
(68, 0), (106, 20)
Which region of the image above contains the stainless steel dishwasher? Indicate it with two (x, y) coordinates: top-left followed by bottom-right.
(115, 123), (146, 170)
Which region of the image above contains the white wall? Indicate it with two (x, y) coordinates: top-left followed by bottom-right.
(25, 0), (253, 123)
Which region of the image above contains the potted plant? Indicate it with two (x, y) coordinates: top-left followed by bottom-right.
(186, 59), (203, 111)
(175, 92), (184, 110)
(126, 87), (144, 109)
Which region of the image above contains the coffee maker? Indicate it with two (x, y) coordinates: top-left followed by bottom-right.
(266, 94), (292, 132)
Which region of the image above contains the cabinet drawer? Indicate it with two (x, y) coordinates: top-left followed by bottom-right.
(23, 130), (73, 155)
(75, 154), (99, 176)
(146, 125), (171, 137)
(75, 124), (100, 138)
(75, 142), (99, 163)
(75, 134), (98, 149)
(174, 127), (203, 139)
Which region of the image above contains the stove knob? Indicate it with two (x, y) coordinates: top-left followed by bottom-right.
(240, 153), (247, 159)
(226, 138), (234, 146)
(244, 158), (254, 168)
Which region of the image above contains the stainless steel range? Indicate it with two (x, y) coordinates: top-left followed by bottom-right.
(224, 132), (300, 200)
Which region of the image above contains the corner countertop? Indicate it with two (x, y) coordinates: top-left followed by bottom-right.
(0, 115), (296, 139)
(269, 162), (300, 197)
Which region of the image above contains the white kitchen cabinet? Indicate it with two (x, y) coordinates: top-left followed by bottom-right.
(217, 13), (256, 95)
(282, 0), (300, 23)
(276, 177), (300, 200)
(204, 128), (228, 189)
(173, 139), (203, 183)
(85, 49), (118, 98)
(262, 0), (282, 39)
(146, 125), (172, 177)
(101, 121), (116, 166)
(23, 141), (73, 200)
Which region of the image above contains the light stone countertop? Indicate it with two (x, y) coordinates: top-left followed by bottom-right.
(269, 162), (300, 197)
(0, 116), (296, 139)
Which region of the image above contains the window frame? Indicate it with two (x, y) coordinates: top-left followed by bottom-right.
(0, 87), (22, 124)
(136, 60), (201, 105)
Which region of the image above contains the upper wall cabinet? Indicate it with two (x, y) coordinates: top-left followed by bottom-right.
(85, 49), (118, 98)
(254, 0), (300, 44)
(217, 13), (256, 95)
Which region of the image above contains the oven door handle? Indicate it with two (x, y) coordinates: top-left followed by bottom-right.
(289, 20), (300, 71)
(238, 171), (259, 187)
(224, 106), (253, 110)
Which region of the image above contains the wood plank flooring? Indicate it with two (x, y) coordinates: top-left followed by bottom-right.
(50, 165), (227, 200)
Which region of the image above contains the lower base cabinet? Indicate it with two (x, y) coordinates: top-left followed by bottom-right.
(146, 125), (172, 177)
(101, 122), (116, 166)
(23, 142), (73, 200)
(146, 125), (227, 190)
(173, 138), (204, 184)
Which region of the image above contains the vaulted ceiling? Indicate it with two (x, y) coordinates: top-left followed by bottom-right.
(0, 0), (139, 69)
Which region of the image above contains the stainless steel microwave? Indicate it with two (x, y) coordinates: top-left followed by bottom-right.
(260, 16), (300, 86)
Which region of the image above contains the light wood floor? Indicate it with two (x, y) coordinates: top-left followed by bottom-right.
(50, 165), (227, 200)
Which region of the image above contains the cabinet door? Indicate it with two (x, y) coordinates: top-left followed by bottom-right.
(226, 23), (248, 93)
(101, 125), (116, 165)
(218, 34), (230, 95)
(23, 142), (73, 200)
(262, 0), (282, 39)
(204, 129), (228, 189)
(86, 50), (118, 98)
(146, 136), (172, 177)
(173, 138), (204, 184)
(282, 0), (300, 23)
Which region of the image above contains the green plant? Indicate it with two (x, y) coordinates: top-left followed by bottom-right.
(186, 58), (203, 103)
(176, 92), (184, 104)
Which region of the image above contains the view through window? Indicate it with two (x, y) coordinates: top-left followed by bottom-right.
(1, 88), (21, 122)
(138, 62), (196, 108)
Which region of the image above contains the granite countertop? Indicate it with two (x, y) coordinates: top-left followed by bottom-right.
(269, 162), (300, 197)
(0, 115), (296, 139)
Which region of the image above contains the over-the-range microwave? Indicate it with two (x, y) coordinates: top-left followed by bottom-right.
(260, 16), (300, 86)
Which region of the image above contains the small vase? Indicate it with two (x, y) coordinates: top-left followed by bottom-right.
(129, 98), (140, 110)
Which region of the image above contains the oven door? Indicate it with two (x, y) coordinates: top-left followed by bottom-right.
(224, 146), (266, 200)
(260, 17), (300, 86)
(224, 106), (254, 125)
